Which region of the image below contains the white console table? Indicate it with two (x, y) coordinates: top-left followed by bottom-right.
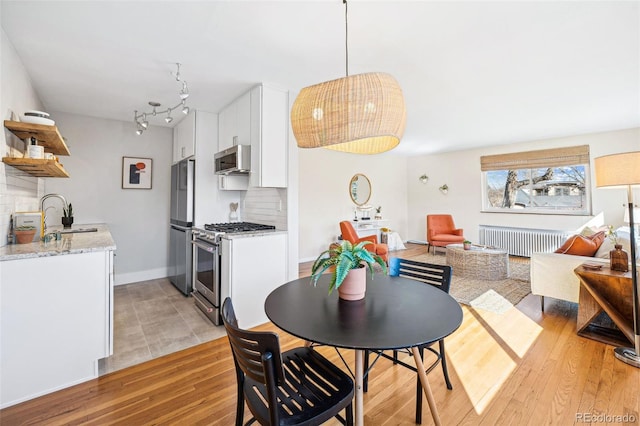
(350, 219), (389, 240)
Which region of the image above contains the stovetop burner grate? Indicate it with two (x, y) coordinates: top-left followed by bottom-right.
(204, 222), (276, 233)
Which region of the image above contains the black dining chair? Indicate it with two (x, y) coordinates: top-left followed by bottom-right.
(363, 258), (453, 424)
(221, 297), (355, 426)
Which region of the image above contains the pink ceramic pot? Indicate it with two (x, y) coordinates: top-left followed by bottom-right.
(337, 265), (366, 301)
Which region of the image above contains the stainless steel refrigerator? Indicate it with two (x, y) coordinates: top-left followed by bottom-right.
(169, 158), (194, 295)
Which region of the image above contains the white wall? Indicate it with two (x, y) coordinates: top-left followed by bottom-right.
(0, 26), (45, 246)
(297, 128), (639, 262)
(44, 112), (173, 284)
(298, 149), (408, 261)
(406, 128), (640, 243)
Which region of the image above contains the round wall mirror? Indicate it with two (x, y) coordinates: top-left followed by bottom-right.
(349, 174), (372, 206)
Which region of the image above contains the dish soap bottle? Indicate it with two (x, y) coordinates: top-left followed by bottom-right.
(7, 214), (14, 244)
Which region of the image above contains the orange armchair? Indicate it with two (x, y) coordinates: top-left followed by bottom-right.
(339, 221), (389, 263)
(426, 214), (465, 253)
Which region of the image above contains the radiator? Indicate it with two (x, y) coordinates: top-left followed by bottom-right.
(478, 225), (571, 257)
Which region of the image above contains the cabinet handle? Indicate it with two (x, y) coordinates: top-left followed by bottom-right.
(193, 293), (214, 313)
(181, 147), (186, 157)
(191, 240), (217, 252)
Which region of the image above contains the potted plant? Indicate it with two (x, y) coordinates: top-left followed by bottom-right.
(62, 203), (73, 228)
(14, 225), (37, 244)
(374, 206), (383, 220)
(311, 240), (387, 301)
(463, 239), (472, 250)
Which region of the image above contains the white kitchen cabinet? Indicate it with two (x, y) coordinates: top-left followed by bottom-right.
(173, 109), (220, 220)
(217, 103), (235, 151)
(220, 232), (287, 329)
(173, 110), (196, 163)
(218, 174), (249, 191)
(218, 91), (251, 151)
(192, 110), (220, 224)
(250, 84), (288, 188)
(0, 250), (114, 408)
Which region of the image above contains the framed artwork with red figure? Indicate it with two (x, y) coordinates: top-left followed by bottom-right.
(122, 156), (152, 189)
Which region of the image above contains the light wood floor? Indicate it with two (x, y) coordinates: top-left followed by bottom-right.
(2, 244), (638, 425)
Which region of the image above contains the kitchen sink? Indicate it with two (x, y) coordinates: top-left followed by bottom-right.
(59, 227), (98, 234)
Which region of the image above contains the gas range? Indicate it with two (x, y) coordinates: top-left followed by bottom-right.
(193, 222), (276, 242)
(191, 221), (277, 325)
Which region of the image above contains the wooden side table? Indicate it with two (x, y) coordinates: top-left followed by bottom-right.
(574, 264), (634, 347)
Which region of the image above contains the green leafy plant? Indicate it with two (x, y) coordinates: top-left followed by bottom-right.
(463, 239), (472, 244)
(15, 225), (36, 231)
(63, 203), (73, 218)
(311, 240), (387, 294)
(606, 225), (618, 245)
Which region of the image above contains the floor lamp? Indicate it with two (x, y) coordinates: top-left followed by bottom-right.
(595, 151), (640, 368)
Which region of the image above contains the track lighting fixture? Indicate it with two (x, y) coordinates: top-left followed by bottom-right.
(180, 81), (189, 100)
(133, 63), (190, 135)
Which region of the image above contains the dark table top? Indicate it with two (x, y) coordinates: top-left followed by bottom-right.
(264, 274), (463, 350)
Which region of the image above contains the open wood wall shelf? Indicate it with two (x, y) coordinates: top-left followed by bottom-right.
(2, 157), (69, 178)
(4, 120), (70, 156)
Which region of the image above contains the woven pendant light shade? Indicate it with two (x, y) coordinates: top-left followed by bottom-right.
(291, 72), (406, 154)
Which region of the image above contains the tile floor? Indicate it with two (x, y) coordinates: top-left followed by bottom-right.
(99, 278), (226, 375)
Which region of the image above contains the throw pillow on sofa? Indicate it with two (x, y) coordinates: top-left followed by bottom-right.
(555, 231), (605, 256)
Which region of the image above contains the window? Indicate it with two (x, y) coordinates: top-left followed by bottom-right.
(481, 145), (591, 215)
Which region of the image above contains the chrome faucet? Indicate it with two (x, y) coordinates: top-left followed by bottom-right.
(40, 193), (68, 232)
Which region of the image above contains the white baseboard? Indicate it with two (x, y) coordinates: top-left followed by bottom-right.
(115, 267), (169, 286)
(407, 239), (428, 245)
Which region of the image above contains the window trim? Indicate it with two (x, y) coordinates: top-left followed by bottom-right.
(480, 145), (592, 216)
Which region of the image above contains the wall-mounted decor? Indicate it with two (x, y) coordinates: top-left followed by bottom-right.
(122, 156), (152, 189)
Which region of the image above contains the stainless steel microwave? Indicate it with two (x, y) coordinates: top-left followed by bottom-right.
(214, 145), (251, 175)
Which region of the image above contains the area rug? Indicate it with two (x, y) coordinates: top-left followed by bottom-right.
(409, 252), (531, 314)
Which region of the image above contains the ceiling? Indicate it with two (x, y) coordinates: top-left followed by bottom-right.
(2, 1), (638, 156)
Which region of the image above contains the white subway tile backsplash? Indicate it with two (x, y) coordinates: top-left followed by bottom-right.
(0, 163), (40, 247)
(243, 187), (287, 230)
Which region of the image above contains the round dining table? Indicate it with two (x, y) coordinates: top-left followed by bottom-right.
(265, 273), (463, 426)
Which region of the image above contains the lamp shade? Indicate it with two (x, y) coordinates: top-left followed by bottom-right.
(291, 72), (406, 154)
(594, 151), (640, 188)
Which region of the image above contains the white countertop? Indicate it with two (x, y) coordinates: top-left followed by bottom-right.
(221, 229), (287, 240)
(0, 223), (116, 261)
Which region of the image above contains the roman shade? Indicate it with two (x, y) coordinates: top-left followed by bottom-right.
(480, 145), (590, 171)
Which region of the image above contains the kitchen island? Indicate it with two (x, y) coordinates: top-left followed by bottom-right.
(0, 224), (115, 408)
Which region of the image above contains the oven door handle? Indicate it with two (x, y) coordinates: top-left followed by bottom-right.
(191, 240), (218, 252)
